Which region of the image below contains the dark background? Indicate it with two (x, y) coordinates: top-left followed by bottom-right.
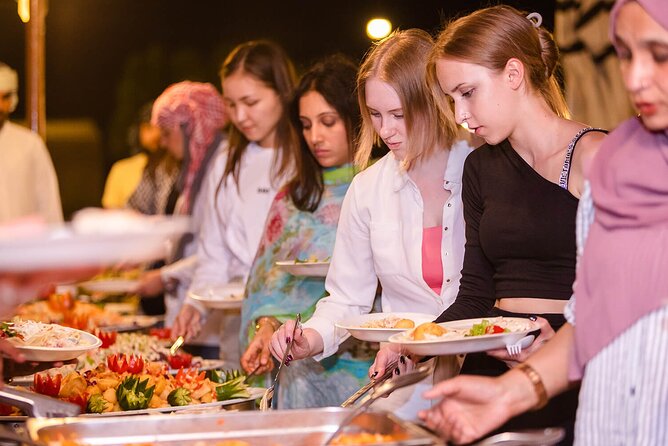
(0, 0), (553, 212)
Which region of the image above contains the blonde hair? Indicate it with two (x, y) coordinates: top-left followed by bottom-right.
(429, 5), (570, 119)
(355, 29), (459, 170)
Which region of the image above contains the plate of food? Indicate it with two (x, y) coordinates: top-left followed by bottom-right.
(78, 279), (139, 294)
(276, 258), (330, 277)
(0, 320), (101, 362)
(102, 315), (161, 332)
(388, 317), (538, 356)
(0, 209), (190, 272)
(188, 283), (245, 310)
(335, 312), (437, 343)
(24, 364), (261, 417)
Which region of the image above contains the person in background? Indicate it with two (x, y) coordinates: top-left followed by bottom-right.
(270, 30), (474, 419)
(134, 82), (228, 357)
(0, 62), (62, 224)
(240, 55), (371, 408)
(172, 41), (299, 367)
(126, 102), (180, 215)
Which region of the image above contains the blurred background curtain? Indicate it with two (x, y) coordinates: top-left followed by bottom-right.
(555, 0), (634, 130)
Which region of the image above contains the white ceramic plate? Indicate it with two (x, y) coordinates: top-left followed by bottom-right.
(7, 328), (102, 362)
(78, 279), (139, 294)
(388, 317), (537, 356)
(188, 283), (245, 310)
(276, 260), (330, 277)
(79, 387), (265, 417)
(335, 312), (437, 343)
(102, 315), (162, 332)
(0, 214), (190, 272)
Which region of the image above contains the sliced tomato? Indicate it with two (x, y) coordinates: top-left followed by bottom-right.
(66, 393), (89, 412)
(174, 367), (205, 386)
(107, 353), (144, 374)
(33, 373), (62, 397)
(486, 325), (506, 334)
(126, 354), (145, 374)
(167, 352), (193, 370)
(94, 329), (117, 348)
(149, 328), (171, 340)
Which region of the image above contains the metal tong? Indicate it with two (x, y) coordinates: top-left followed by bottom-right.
(259, 313), (301, 411)
(340, 359), (399, 408)
(0, 386), (80, 418)
(325, 363), (432, 445)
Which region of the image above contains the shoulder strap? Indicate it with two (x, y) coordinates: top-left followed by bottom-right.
(558, 127), (608, 190)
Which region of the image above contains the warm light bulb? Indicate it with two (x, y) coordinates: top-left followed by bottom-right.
(366, 18), (392, 40)
(18, 0), (30, 23)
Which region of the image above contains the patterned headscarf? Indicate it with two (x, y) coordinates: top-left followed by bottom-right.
(152, 81), (227, 213)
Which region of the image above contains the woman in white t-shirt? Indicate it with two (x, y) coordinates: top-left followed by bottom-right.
(270, 29), (474, 419)
(172, 40), (299, 367)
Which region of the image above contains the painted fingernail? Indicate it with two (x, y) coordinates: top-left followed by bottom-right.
(287, 354), (293, 362)
(399, 355), (406, 365)
(371, 371), (378, 378)
(286, 337), (291, 344)
(394, 367), (400, 375)
(529, 315), (537, 322)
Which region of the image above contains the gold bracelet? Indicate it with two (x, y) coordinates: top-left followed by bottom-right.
(254, 316), (280, 333)
(516, 362), (548, 411)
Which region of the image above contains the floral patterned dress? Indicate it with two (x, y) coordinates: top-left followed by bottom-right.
(241, 165), (374, 409)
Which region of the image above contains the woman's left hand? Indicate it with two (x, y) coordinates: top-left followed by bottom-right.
(486, 316), (555, 366)
(241, 326), (275, 375)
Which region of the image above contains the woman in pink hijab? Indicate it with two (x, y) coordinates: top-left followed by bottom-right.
(418, 1), (668, 444)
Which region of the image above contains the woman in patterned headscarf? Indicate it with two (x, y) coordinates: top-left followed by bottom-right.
(135, 81), (228, 353)
(418, 2), (668, 445)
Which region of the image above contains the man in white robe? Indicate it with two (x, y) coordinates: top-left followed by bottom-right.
(0, 62), (62, 224)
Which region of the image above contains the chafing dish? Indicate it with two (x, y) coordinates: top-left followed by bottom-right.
(27, 408), (444, 445)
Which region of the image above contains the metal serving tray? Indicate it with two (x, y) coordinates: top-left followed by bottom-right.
(27, 408), (444, 446)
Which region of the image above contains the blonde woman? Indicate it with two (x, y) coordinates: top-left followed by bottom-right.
(270, 29), (474, 418)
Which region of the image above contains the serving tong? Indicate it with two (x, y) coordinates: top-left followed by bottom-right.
(340, 359), (399, 408)
(325, 363), (433, 445)
(0, 386), (80, 418)
(259, 313), (301, 411)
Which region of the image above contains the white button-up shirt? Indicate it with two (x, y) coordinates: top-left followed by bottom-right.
(304, 140), (474, 359)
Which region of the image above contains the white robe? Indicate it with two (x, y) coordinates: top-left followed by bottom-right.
(0, 121), (63, 224)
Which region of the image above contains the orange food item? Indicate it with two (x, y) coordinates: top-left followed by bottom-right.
(331, 432), (402, 445)
(392, 319), (415, 329)
(412, 322), (447, 340)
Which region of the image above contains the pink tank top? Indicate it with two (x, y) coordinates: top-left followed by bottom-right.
(422, 226), (443, 295)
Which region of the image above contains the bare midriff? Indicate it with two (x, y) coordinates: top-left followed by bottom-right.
(496, 297), (567, 314)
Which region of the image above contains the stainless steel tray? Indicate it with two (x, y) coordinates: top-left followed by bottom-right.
(27, 408), (444, 445)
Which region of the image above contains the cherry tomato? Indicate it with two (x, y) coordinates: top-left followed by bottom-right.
(33, 373), (62, 397)
(486, 325), (506, 334)
(149, 328), (171, 340)
(168, 352), (193, 370)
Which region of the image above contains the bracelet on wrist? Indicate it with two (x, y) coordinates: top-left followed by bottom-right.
(254, 316), (280, 333)
(516, 362), (548, 411)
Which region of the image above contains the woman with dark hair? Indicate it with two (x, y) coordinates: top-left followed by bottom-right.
(239, 55), (367, 408)
(172, 40), (299, 367)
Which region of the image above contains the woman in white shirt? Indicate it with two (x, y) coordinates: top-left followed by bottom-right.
(270, 29), (474, 418)
(172, 41), (299, 367)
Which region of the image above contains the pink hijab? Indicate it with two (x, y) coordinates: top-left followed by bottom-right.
(152, 82), (227, 213)
(571, 0), (668, 380)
